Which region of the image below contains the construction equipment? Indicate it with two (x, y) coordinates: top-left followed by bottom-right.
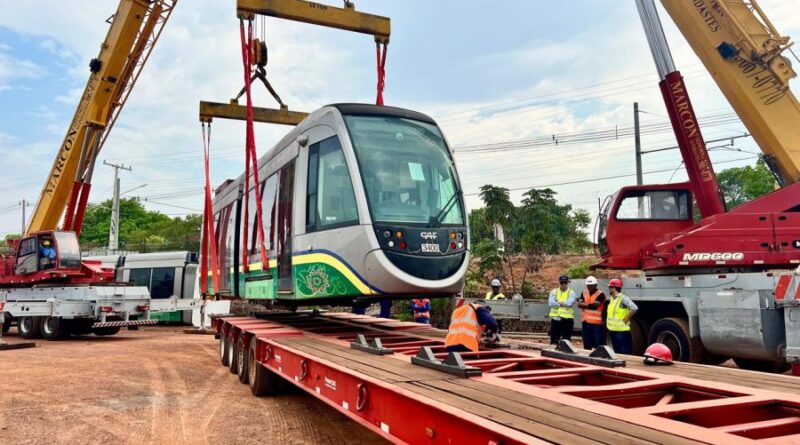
(213, 311), (800, 444)
(0, 0), (193, 340)
(592, 0), (800, 373)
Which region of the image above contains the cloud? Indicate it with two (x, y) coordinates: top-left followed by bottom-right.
(0, 45), (42, 92)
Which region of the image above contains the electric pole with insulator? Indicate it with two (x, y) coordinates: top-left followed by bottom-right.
(104, 160), (131, 252)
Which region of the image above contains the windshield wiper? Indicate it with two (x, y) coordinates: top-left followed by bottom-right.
(430, 191), (462, 228)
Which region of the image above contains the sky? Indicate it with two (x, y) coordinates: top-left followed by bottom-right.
(1, 0), (798, 240)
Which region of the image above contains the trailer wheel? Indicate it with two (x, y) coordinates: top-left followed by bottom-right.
(227, 332), (238, 374)
(248, 339), (280, 396)
(219, 331), (230, 366)
(40, 317), (70, 340)
(18, 316), (42, 339)
(237, 336), (249, 384)
(733, 357), (791, 373)
(93, 327), (121, 336)
(648, 317), (703, 363)
(2, 317), (10, 334)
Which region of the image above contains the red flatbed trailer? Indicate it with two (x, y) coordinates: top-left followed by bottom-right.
(213, 312), (800, 444)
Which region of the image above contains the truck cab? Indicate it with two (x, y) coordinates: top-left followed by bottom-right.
(13, 231), (82, 275)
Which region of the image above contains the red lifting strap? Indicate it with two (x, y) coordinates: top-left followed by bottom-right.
(239, 20), (270, 273)
(200, 123), (220, 296)
(375, 42), (388, 106)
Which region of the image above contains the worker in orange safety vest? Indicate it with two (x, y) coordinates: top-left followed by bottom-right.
(444, 300), (499, 353)
(577, 275), (607, 350)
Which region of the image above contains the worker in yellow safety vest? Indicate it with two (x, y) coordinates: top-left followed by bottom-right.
(577, 275), (607, 350)
(485, 278), (506, 300)
(548, 275), (576, 345)
(444, 300), (499, 353)
(606, 278), (638, 354)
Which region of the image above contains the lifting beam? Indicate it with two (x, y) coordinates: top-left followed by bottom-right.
(236, 0), (390, 43)
(199, 101), (308, 125)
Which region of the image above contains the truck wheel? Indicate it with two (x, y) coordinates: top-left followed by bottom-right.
(69, 320), (94, 336)
(733, 357), (791, 373)
(227, 332), (238, 374)
(93, 326), (121, 336)
(648, 317), (704, 363)
(2, 317), (10, 334)
(630, 319), (649, 356)
(18, 316), (42, 339)
(237, 336), (249, 384)
(40, 317), (70, 340)
(248, 339), (281, 396)
(219, 332), (230, 367)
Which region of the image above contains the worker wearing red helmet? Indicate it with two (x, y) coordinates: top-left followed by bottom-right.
(606, 278), (638, 354)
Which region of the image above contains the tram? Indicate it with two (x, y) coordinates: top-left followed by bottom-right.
(210, 104), (468, 305)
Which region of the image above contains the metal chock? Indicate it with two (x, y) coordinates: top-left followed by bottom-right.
(541, 340), (626, 368)
(350, 334), (395, 356)
(410, 346), (482, 378)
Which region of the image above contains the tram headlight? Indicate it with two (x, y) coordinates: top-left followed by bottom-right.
(383, 230), (392, 238)
(449, 232), (456, 240)
(457, 241), (464, 249)
(396, 231), (404, 239)
(388, 240), (395, 248)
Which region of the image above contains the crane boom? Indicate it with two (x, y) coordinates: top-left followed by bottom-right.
(27, 0), (177, 235)
(659, 0), (800, 185)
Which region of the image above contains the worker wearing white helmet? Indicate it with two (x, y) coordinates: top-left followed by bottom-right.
(577, 275), (608, 350)
(485, 278), (506, 300)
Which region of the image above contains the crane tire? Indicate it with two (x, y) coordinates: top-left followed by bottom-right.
(648, 317), (704, 363)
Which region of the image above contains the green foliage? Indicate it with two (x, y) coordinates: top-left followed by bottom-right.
(472, 238), (503, 274)
(566, 260), (592, 279)
(80, 198), (201, 251)
(717, 159), (777, 208)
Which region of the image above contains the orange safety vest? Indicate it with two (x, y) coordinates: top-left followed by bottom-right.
(444, 304), (480, 352)
(412, 299), (430, 320)
(581, 289), (604, 325)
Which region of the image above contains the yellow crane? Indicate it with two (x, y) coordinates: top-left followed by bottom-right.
(660, 0), (800, 185)
(26, 0), (177, 235)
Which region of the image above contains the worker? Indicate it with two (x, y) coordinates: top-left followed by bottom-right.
(410, 297), (431, 324)
(444, 300), (499, 353)
(606, 278), (638, 354)
(548, 275), (576, 345)
(577, 275), (607, 350)
(39, 239), (56, 269)
(485, 278), (506, 300)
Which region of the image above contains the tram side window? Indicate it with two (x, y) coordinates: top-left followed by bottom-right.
(615, 190), (691, 220)
(129, 268), (152, 288)
(150, 267), (176, 299)
(261, 174), (278, 252)
(306, 136), (358, 232)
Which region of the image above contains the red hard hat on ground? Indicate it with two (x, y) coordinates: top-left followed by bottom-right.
(608, 278), (623, 289)
(643, 343), (673, 365)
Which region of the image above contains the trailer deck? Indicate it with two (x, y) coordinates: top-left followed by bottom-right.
(215, 312), (800, 444)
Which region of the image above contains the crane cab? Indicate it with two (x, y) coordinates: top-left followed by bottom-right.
(596, 183), (695, 270)
(8, 231), (82, 276)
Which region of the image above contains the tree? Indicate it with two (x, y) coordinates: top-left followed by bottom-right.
(717, 159), (777, 208)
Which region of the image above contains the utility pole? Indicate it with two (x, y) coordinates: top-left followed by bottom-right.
(19, 199), (29, 235)
(634, 102), (643, 185)
(104, 161), (132, 252)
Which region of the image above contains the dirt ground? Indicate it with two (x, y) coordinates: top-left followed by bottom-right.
(0, 326), (388, 445)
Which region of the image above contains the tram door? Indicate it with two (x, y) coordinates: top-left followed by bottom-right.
(277, 160), (295, 293)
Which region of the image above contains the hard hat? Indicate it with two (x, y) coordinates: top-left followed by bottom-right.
(643, 343), (674, 365)
(585, 276), (598, 286)
(491, 278), (501, 287)
(608, 278), (623, 289)
(558, 275), (569, 283)
(42, 239), (51, 246)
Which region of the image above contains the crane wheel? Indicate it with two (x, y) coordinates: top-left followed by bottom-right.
(2, 317), (10, 334)
(248, 339), (281, 397)
(733, 357), (791, 373)
(648, 317), (704, 363)
(237, 336), (249, 384)
(18, 317), (42, 339)
(227, 331), (238, 374)
(40, 317), (71, 340)
(93, 327), (121, 336)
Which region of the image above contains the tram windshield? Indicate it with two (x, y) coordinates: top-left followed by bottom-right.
(344, 115), (464, 225)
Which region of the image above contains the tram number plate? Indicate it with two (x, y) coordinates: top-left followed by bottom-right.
(421, 243), (440, 253)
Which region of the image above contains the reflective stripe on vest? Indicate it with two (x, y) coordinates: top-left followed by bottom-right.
(581, 289), (604, 325)
(548, 288), (574, 318)
(486, 291), (506, 300)
(606, 294), (631, 332)
(444, 304), (480, 352)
